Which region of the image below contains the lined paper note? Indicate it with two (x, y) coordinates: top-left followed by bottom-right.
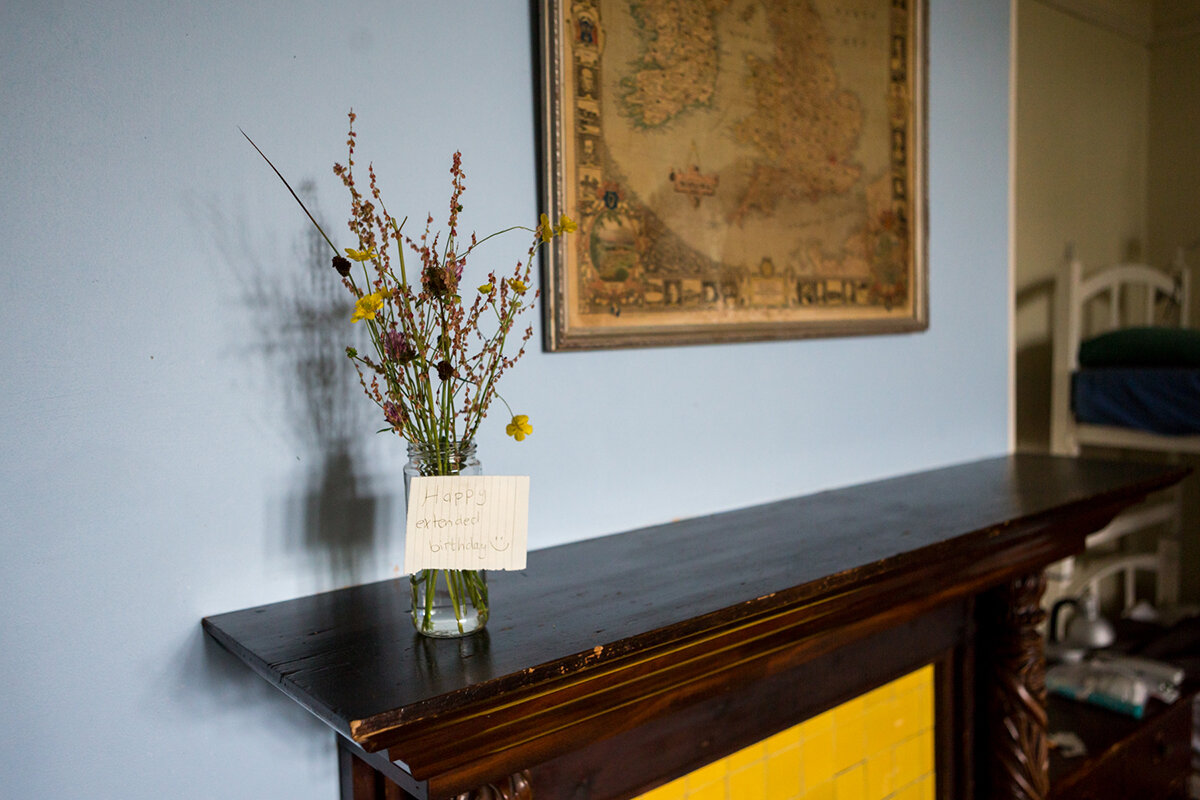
(404, 476), (529, 572)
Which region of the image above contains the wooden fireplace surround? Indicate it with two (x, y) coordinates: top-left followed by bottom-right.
(202, 455), (1189, 800)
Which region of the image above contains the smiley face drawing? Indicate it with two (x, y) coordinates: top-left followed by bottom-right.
(490, 531), (511, 552)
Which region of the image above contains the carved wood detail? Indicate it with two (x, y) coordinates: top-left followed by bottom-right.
(452, 770), (532, 800)
(980, 572), (1050, 800)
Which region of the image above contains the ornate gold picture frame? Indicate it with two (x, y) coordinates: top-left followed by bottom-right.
(538, 0), (928, 350)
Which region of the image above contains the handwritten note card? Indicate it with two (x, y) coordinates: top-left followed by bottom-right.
(404, 476), (529, 572)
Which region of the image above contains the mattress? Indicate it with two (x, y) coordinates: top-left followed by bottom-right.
(1072, 367), (1200, 435)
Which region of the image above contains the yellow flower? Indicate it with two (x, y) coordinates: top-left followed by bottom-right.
(505, 414), (532, 442)
(539, 213), (554, 243)
(351, 291), (386, 322)
(508, 278), (528, 294)
(478, 282), (493, 294)
(345, 246), (377, 262)
(557, 214), (577, 234)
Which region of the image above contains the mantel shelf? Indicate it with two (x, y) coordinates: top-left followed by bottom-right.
(202, 454), (1189, 800)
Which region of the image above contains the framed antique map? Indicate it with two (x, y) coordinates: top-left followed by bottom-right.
(538, 0), (928, 350)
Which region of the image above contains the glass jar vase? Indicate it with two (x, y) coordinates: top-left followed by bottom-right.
(404, 440), (489, 638)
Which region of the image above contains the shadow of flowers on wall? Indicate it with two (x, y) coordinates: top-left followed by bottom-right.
(203, 180), (391, 589)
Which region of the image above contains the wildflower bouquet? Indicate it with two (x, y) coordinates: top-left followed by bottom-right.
(246, 112), (573, 636)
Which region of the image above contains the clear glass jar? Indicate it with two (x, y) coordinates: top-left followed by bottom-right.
(404, 440), (489, 638)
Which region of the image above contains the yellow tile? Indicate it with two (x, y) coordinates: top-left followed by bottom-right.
(800, 708), (835, 741)
(894, 690), (921, 738)
(891, 780), (925, 800)
(892, 670), (922, 695)
(631, 668), (938, 800)
(917, 730), (934, 776)
(861, 681), (894, 708)
(916, 681), (934, 732)
(864, 750), (895, 800)
(894, 665), (933, 695)
(833, 695), (865, 725)
(801, 729), (835, 787)
(803, 778), (836, 800)
(685, 779), (726, 800)
(833, 764), (867, 800)
(729, 762), (767, 800)
(832, 713), (866, 773)
(768, 724), (803, 753)
(893, 736), (924, 787)
(766, 744), (802, 799)
(864, 700), (903, 755)
(635, 776), (686, 800)
(686, 759), (728, 790)
(728, 741), (767, 772)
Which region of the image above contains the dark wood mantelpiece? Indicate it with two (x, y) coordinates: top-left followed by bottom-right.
(202, 455), (1189, 800)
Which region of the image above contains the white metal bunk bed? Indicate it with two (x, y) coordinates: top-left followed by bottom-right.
(1048, 246), (1197, 619)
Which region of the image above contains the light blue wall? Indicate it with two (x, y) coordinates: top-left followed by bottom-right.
(0, 1), (1010, 797)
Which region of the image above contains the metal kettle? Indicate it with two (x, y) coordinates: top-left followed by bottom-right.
(1048, 591), (1115, 661)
